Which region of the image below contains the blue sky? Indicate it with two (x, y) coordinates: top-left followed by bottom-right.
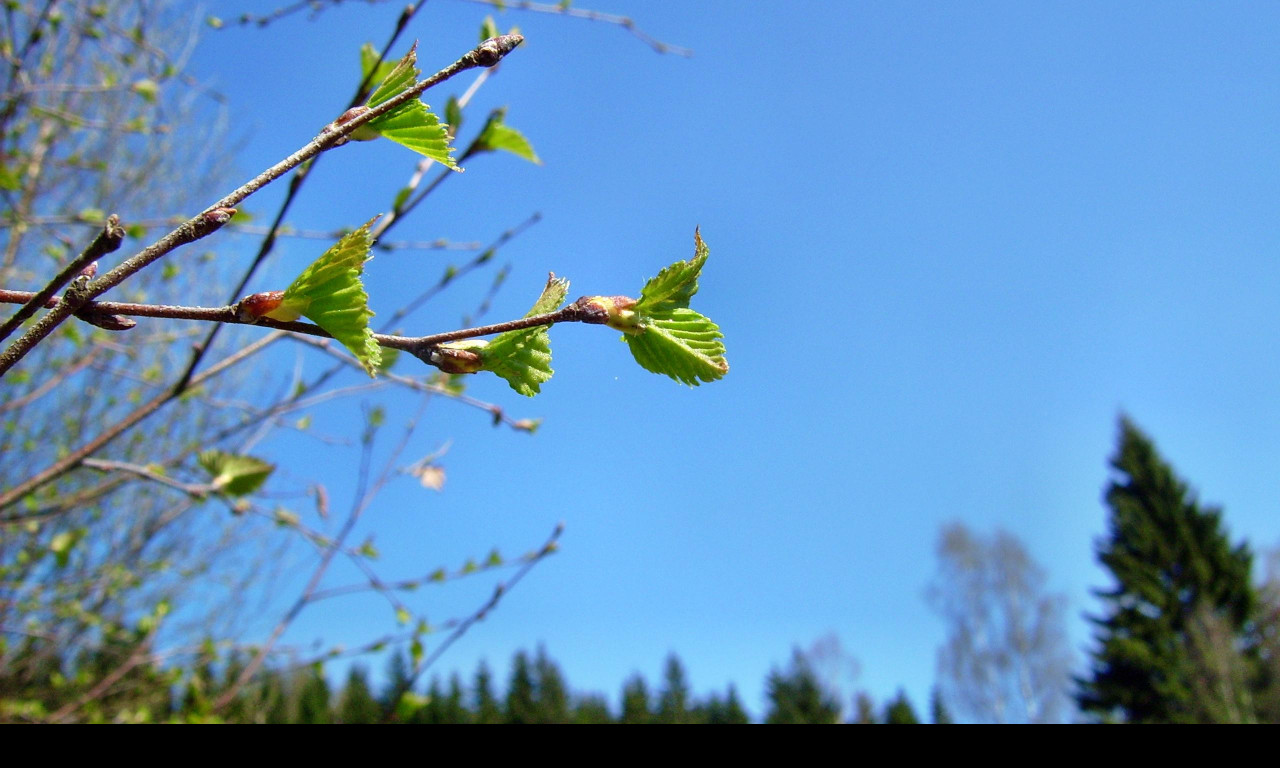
(185, 1), (1280, 717)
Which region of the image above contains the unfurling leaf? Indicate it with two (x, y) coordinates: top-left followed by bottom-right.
(279, 218), (382, 376)
(358, 43), (396, 92)
(197, 450), (275, 496)
(361, 44), (460, 169)
(477, 273), (569, 395)
(623, 229), (728, 386)
(474, 108), (541, 164)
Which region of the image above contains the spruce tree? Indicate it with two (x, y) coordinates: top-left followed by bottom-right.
(572, 694), (614, 724)
(763, 650), (841, 724)
(381, 650), (414, 717)
(533, 647), (571, 723)
(296, 667), (333, 724)
(472, 661), (503, 724)
(337, 666), (381, 724)
(883, 690), (920, 724)
(721, 685), (751, 724)
(620, 674), (653, 724)
(1078, 416), (1257, 723)
(505, 651), (539, 724)
(701, 684), (751, 724)
(929, 687), (953, 725)
(657, 654), (692, 724)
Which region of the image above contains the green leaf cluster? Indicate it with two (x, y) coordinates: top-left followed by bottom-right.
(623, 230), (728, 386)
(358, 44), (459, 170)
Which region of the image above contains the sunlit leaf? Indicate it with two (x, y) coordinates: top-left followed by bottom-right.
(280, 218), (381, 376)
(197, 450), (274, 496)
(362, 44), (459, 169)
(624, 230), (728, 386)
(625, 306), (728, 386)
(478, 273), (568, 395)
(474, 108), (541, 164)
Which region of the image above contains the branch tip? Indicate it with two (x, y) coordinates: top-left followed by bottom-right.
(474, 34), (524, 68)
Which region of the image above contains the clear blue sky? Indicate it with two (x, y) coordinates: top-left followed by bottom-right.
(187, 1), (1280, 717)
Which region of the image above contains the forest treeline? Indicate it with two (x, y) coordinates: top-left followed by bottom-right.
(0, 639), (938, 724)
(5, 416), (1277, 724)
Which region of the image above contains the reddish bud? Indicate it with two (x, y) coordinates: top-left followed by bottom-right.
(236, 290), (286, 323)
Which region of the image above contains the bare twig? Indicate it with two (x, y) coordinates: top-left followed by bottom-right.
(381, 521), (563, 718)
(453, 0), (692, 56)
(0, 332), (283, 513)
(0, 215), (124, 343)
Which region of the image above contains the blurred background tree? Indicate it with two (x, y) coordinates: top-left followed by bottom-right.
(928, 521), (1075, 723)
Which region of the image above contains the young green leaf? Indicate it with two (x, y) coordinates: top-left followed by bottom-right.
(625, 306), (727, 386)
(474, 108), (541, 164)
(358, 42), (396, 92)
(475, 273), (569, 395)
(636, 228), (710, 312)
(197, 451), (275, 497)
(361, 44), (460, 170)
(623, 230), (728, 386)
(280, 218), (382, 376)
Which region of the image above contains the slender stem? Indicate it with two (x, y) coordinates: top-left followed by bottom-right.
(0, 289), (603, 362)
(0, 215), (124, 343)
(453, 0), (692, 57)
(380, 521), (564, 719)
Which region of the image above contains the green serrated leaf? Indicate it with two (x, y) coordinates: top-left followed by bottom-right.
(358, 42), (395, 91)
(363, 45), (460, 170)
(624, 230), (728, 386)
(197, 451), (275, 496)
(475, 108), (541, 164)
(625, 306), (728, 386)
(635, 228), (709, 313)
(281, 218), (381, 376)
(478, 273), (569, 396)
(376, 346), (399, 373)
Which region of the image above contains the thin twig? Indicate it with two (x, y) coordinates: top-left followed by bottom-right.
(0, 332), (284, 513)
(0, 285), (609, 365)
(381, 521), (563, 718)
(453, 0), (692, 56)
(0, 215), (123, 343)
(81, 458), (214, 499)
(0, 34), (524, 378)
